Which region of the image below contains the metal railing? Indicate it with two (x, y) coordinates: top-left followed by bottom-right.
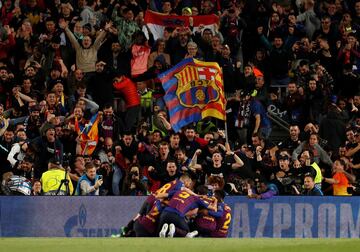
(267, 110), (290, 133)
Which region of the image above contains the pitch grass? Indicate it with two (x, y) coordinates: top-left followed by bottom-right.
(1, 238), (360, 252)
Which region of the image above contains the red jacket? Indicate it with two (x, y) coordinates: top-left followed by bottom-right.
(113, 77), (140, 108)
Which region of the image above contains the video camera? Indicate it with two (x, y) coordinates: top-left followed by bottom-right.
(63, 153), (72, 168)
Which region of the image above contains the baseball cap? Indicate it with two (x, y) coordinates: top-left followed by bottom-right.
(208, 140), (217, 148)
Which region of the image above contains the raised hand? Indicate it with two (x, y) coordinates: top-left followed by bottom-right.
(58, 19), (68, 29)
(104, 21), (113, 31)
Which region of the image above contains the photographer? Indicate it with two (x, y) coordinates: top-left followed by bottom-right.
(75, 162), (103, 196)
(122, 165), (147, 196)
(97, 160), (114, 196)
(97, 137), (122, 195)
(40, 158), (74, 196)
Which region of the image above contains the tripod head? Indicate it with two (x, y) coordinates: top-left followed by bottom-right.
(55, 153), (72, 195)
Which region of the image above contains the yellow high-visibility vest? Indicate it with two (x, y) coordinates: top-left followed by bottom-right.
(311, 162), (322, 184)
(41, 169), (74, 195)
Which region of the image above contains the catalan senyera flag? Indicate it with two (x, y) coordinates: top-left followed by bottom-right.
(159, 58), (225, 132)
(75, 113), (100, 156)
(144, 10), (219, 40)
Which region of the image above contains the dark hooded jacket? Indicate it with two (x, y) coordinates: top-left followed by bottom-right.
(132, 54), (170, 97)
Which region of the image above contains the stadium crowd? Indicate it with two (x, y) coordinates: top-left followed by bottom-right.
(0, 0), (359, 199)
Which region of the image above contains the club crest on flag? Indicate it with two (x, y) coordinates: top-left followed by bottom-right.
(159, 58), (226, 132)
(175, 66), (221, 109)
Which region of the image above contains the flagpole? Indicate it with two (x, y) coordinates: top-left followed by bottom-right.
(224, 106), (230, 145)
(224, 123), (229, 144)
(82, 141), (89, 156)
(222, 67), (229, 145)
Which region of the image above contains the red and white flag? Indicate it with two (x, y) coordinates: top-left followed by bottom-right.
(144, 10), (219, 41)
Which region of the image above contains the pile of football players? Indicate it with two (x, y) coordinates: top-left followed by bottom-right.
(121, 174), (231, 238)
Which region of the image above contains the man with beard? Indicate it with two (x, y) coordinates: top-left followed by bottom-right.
(11, 104), (42, 139)
(101, 40), (130, 76)
(11, 155), (34, 181)
(181, 126), (202, 158)
(271, 125), (302, 155)
(166, 28), (192, 64)
(192, 28), (215, 61)
(31, 122), (64, 179)
(67, 105), (84, 131)
(174, 148), (193, 174)
(59, 19), (110, 74)
(45, 91), (67, 116)
(23, 64), (45, 94)
(7, 129), (29, 168)
(99, 104), (120, 143)
(284, 82), (305, 127)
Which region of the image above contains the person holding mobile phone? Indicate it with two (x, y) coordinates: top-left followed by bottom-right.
(75, 161), (103, 195)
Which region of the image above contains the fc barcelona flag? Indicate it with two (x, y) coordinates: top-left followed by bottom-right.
(159, 58), (225, 132)
(75, 113), (100, 155)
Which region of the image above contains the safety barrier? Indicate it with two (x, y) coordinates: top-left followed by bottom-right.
(0, 196), (359, 237)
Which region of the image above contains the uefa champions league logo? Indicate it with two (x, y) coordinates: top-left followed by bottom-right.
(64, 204), (119, 237)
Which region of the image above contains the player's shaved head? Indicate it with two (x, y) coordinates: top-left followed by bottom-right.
(180, 173), (193, 188)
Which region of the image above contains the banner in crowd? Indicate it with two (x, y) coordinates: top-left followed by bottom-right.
(1, 196), (359, 238)
(159, 58), (225, 132)
(74, 113), (100, 155)
(144, 11), (219, 40)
